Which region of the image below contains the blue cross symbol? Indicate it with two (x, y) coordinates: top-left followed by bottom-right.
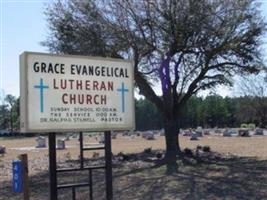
(117, 82), (129, 113)
(34, 78), (49, 113)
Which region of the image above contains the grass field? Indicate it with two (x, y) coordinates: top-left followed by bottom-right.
(1, 134), (267, 199)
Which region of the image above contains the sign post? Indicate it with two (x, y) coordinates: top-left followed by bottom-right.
(48, 133), (57, 200)
(104, 131), (113, 199)
(13, 154), (30, 200)
(20, 154), (30, 200)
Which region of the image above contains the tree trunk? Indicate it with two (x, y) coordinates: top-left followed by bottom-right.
(164, 119), (180, 173)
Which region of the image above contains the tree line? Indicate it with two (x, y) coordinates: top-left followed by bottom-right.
(0, 95), (19, 131)
(1, 94), (266, 132)
(136, 95), (267, 130)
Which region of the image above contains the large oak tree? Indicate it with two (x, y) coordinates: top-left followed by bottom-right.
(43, 0), (266, 171)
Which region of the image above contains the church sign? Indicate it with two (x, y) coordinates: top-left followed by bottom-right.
(20, 52), (135, 132)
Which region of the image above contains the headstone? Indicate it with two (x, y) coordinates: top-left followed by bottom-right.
(129, 130), (134, 136)
(190, 133), (198, 140)
(142, 131), (155, 140)
(122, 131), (129, 136)
(65, 135), (70, 141)
(196, 127), (203, 137)
(153, 130), (159, 135)
(146, 134), (155, 140)
(111, 132), (117, 139)
(57, 139), (65, 150)
(238, 129), (250, 137)
(183, 130), (191, 136)
(99, 136), (105, 144)
(223, 129), (232, 137)
(36, 136), (46, 148)
(0, 145), (6, 154)
(224, 129), (238, 136)
(160, 129), (165, 136)
(203, 129), (210, 135)
(135, 131), (141, 136)
(215, 129), (222, 134)
(255, 128), (264, 135)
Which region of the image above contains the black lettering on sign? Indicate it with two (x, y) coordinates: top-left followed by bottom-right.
(32, 62), (65, 74)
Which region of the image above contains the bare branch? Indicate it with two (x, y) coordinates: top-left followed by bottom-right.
(135, 70), (163, 113)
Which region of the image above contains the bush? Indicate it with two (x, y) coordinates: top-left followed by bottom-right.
(117, 152), (130, 161)
(64, 152), (71, 160)
(248, 123), (256, 129)
(156, 152), (163, 159)
(241, 123), (248, 128)
(92, 152), (100, 158)
(196, 145), (202, 150)
(183, 148), (193, 157)
(203, 145), (211, 152)
(143, 147), (152, 154)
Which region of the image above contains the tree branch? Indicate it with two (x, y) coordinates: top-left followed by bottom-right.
(140, 68), (159, 75)
(135, 70), (164, 113)
(177, 66), (209, 108)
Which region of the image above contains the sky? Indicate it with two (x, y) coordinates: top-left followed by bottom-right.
(0, 0), (267, 101)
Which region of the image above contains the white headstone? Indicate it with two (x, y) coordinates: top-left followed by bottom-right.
(0, 145), (6, 154)
(65, 135), (70, 141)
(57, 139), (65, 150)
(255, 128), (263, 135)
(143, 131), (155, 140)
(36, 136), (46, 148)
(190, 133), (198, 140)
(99, 136), (105, 144)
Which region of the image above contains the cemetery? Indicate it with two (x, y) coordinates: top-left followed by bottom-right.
(1, 0), (267, 199)
(1, 130), (267, 199)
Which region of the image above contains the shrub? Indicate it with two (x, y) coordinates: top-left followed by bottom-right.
(241, 123), (248, 128)
(203, 146), (211, 152)
(117, 152), (130, 161)
(143, 147), (152, 154)
(196, 145), (202, 150)
(92, 152), (100, 158)
(64, 152), (71, 160)
(183, 148), (193, 157)
(248, 123), (256, 129)
(156, 152), (163, 159)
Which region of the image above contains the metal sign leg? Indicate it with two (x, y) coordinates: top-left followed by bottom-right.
(104, 131), (113, 200)
(48, 131), (113, 200)
(49, 133), (57, 200)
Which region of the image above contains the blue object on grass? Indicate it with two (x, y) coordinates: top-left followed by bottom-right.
(12, 160), (23, 193)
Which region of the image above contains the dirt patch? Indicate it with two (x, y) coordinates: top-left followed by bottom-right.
(1, 150), (267, 200)
(1, 134), (267, 199)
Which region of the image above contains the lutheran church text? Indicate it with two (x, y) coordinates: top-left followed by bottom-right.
(33, 62), (129, 105)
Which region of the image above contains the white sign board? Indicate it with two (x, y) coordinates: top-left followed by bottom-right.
(20, 52), (135, 132)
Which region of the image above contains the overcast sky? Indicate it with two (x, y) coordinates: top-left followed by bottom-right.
(1, 0), (267, 100)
